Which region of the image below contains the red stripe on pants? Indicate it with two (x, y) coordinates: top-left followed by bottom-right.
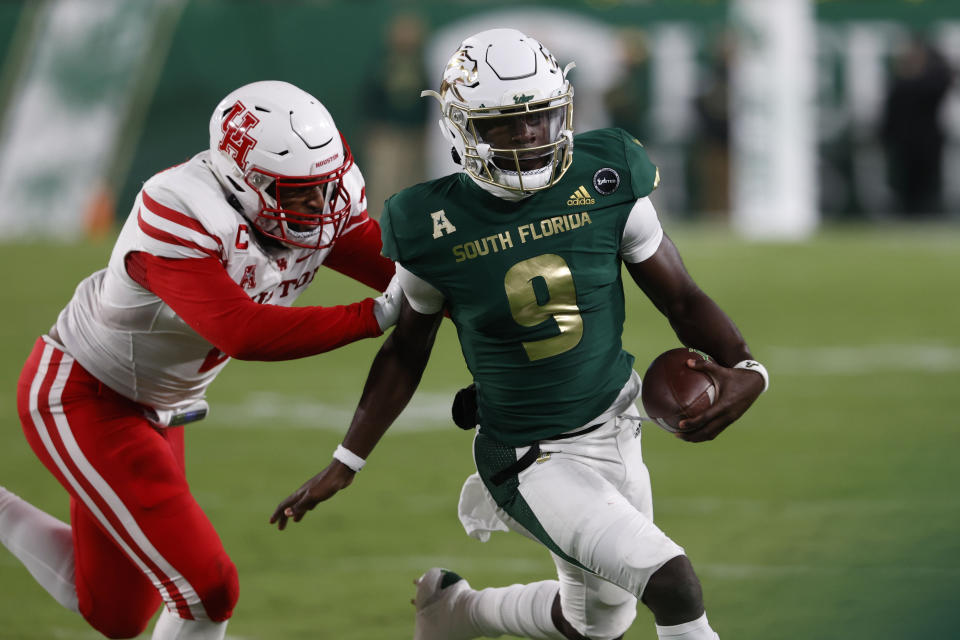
(16, 338), (238, 634)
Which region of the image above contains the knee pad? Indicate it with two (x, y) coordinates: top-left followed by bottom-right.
(196, 555), (239, 622)
(85, 610), (153, 639)
(78, 579), (158, 639)
(562, 576), (637, 640)
(586, 585), (636, 639)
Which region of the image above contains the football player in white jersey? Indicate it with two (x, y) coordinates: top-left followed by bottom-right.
(0, 80), (402, 640)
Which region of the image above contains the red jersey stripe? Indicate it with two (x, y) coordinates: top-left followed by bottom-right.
(142, 191), (224, 257)
(138, 209), (223, 262)
(142, 191), (216, 239)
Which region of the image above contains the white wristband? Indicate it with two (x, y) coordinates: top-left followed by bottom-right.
(333, 444), (366, 472)
(733, 359), (769, 392)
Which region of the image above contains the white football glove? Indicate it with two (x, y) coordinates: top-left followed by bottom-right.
(372, 274), (403, 331)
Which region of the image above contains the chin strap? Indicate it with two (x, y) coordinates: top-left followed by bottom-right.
(466, 172), (530, 202)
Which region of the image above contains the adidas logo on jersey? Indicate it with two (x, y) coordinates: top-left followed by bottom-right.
(567, 186), (595, 206)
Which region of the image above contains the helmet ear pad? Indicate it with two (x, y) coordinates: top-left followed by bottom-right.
(437, 118), (463, 166)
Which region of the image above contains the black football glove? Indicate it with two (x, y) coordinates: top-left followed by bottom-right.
(451, 383), (478, 430)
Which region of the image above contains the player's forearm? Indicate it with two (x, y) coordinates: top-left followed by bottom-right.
(129, 251), (384, 360)
(340, 306), (442, 459)
(340, 343), (426, 459)
(323, 218), (396, 292)
(218, 298), (383, 360)
(666, 290), (753, 367)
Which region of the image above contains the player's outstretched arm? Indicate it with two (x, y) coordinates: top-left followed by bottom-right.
(323, 217), (396, 292)
(270, 299), (442, 529)
(626, 234), (765, 442)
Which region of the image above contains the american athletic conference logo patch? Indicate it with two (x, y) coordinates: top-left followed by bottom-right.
(593, 168), (620, 195)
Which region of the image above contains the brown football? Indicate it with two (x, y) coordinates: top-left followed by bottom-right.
(641, 348), (716, 433)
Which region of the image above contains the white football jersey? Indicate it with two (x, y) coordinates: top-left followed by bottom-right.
(55, 151), (369, 412)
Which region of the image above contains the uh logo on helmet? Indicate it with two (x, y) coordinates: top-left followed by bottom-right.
(207, 80), (354, 250)
(423, 28), (575, 200)
(218, 101), (260, 171)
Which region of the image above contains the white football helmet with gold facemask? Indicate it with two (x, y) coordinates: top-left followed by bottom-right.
(423, 29), (575, 200)
(207, 80), (354, 249)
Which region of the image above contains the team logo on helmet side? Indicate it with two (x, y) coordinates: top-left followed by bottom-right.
(593, 168), (621, 195)
(218, 101), (260, 171)
(536, 42), (561, 70)
(441, 48), (479, 101)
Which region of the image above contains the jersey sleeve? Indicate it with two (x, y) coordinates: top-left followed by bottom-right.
(137, 188), (226, 262)
(124, 251), (383, 361)
(323, 216), (395, 292)
(379, 196), (404, 263)
(338, 163), (371, 236)
(619, 197), (664, 263)
(396, 263), (445, 314)
(618, 129), (661, 200)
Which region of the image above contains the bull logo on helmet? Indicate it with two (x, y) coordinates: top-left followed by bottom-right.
(441, 48), (479, 101)
(219, 101), (260, 171)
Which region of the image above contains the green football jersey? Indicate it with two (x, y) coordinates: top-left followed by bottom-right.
(381, 128), (660, 446)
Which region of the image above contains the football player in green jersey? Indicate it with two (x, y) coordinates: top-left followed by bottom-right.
(272, 29), (769, 640)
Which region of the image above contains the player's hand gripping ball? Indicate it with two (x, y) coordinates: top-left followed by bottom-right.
(641, 348), (716, 433)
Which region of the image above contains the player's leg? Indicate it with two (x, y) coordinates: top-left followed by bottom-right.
(550, 552), (633, 640)
(549, 552), (716, 640)
(412, 533), (634, 640)
(67, 426), (228, 640)
(473, 410), (715, 639)
(643, 556), (718, 639)
(2, 338), (83, 612)
(413, 566), (563, 640)
(70, 497), (163, 637)
(413, 423), (645, 640)
(0, 486), (78, 612)
(17, 339), (237, 638)
(416, 471), (567, 640)
(145, 426), (234, 639)
(613, 410), (719, 639)
(475, 422), (683, 592)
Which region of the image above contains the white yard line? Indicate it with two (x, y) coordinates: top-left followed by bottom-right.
(767, 344), (960, 374)
(699, 563), (960, 579)
(208, 391), (455, 431)
(204, 344), (959, 431)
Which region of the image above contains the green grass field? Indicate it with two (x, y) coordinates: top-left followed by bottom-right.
(1, 224), (958, 639)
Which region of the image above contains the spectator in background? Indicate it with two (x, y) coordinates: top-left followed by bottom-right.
(362, 13), (430, 215)
(692, 30), (733, 220)
(604, 27), (652, 143)
(881, 34), (953, 217)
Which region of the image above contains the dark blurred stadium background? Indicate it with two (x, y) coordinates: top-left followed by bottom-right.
(0, 2), (958, 639)
(0, 0), (958, 240)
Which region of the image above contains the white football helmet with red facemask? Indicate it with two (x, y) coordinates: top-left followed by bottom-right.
(207, 80), (353, 249)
